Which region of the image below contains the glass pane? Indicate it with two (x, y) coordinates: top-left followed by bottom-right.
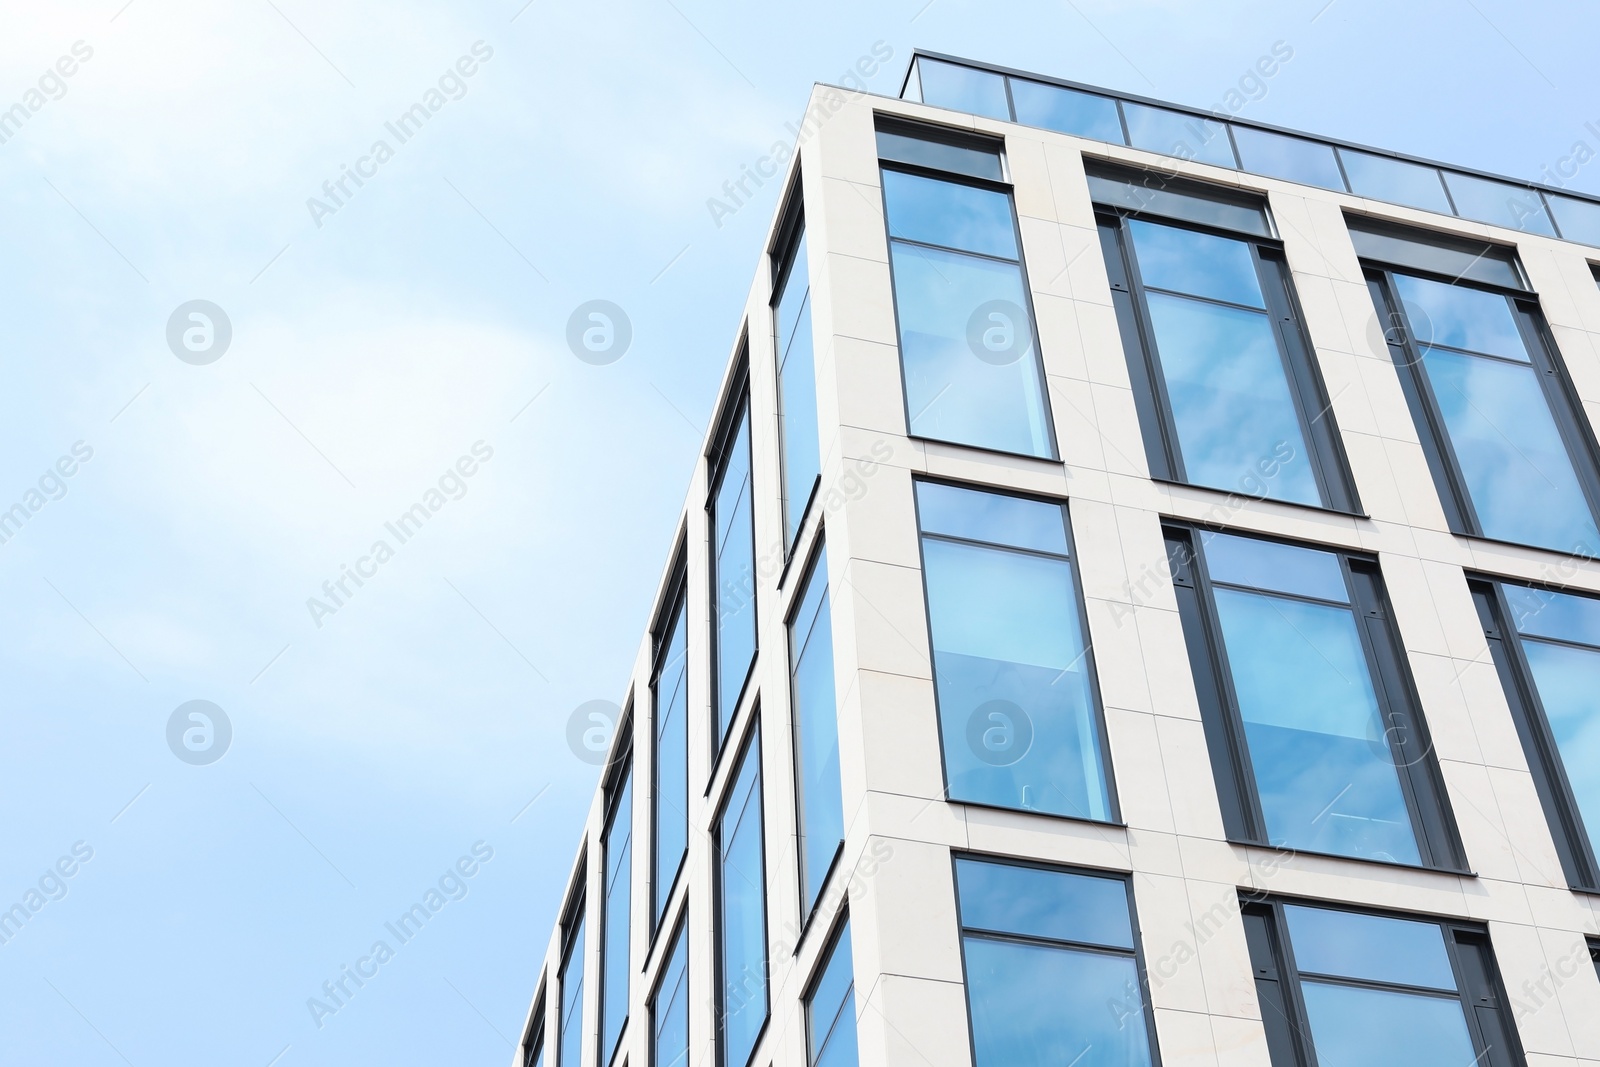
(713, 412), (757, 741)
(653, 927), (689, 1067)
(1445, 172), (1557, 236)
(1214, 588), (1421, 863)
(1349, 223), (1524, 291)
(1420, 347), (1600, 553)
(560, 917), (586, 1067)
(916, 58), (1010, 121)
(1008, 78), (1122, 142)
(1202, 532), (1349, 603)
(1548, 194), (1600, 247)
(654, 603), (689, 925)
(777, 231), (820, 548)
(1503, 584), (1600, 646)
(1300, 982), (1476, 1067)
(1522, 640), (1600, 860)
(1087, 172), (1272, 237)
(922, 538), (1110, 820)
(718, 734), (768, 1067)
(808, 922), (857, 1067)
(1143, 292), (1321, 505)
(955, 859), (1132, 948)
(1122, 101), (1236, 168)
(1128, 220), (1264, 307)
(963, 937), (1153, 1067)
(1284, 905), (1457, 988)
(792, 551), (843, 916)
(1232, 125), (1345, 190)
(601, 773), (633, 1066)
(882, 170), (1018, 259)
(877, 127), (1003, 182)
(1340, 150), (1452, 214)
(1393, 274), (1526, 360)
(915, 481), (1068, 555)
(890, 243), (1053, 457)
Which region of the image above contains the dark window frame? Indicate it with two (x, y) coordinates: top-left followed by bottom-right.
(712, 713), (771, 1067)
(1241, 895), (1527, 1067)
(558, 875), (589, 1067)
(598, 742), (635, 1067)
(770, 183), (821, 563)
(911, 476), (1122, 825)
(1096, 186), (1360, 514)
(949, 852), (1163, 1067)
(647, 912), (690, 1067)
(1471, 576), (1600, 891)
(523, 987), (547, 1067)
(1165, 523), (1467, 871)
(786, 534), (845, 932)
(875, 120), (1061, 463)
(707, 364), (760, 768)
(1365, 258), (1600, 555)
(649, 564), (690, 944)
(801, 910), (856, 1067)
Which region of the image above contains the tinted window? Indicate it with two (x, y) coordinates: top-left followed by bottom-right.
(916, 58), (1009, 120)
(1008, 79), (1122, 142)
(791, 548), (843, 917)
(1231, 125), (1345, 190)
(1339, 150), (1452, 213)
(654, 599), (689, 926)
(559, 914), (586, 1067)
(1548, 194), (1600, 247)
(717, 730), (768, 1067)
(712, 406), (757, 745)
(600, 771), (632, 1066)
(1122, 102), (1236, 168)
(917, 483), (1110, 820)
(775, 226), (820, 549)
(1444, 172), (1557, 236)
(652, 925), (689, 1067)
(806, 922), (858, 1067)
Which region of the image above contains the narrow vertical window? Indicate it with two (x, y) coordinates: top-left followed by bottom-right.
(716, 726), (769, 1067)
(954, 857), (1157, 1067)
(773, 210), (820, 550)
(652, 592), (689, 929)
(1242, 899), (1525, 1067)
(915, 481), (1112, 820)
(1096, 173), (1354, 509)
(599, 763), (633, 1067)
(805, 919), (858, 1067)
(1473, 579), (1600, 889)
(877, 122), (1056, 458)
(710, 397), (758, 749)
(1363, 228), (1600, 554)
(651, 922), (689, 1067)
(1167, 527), (1463, 868)
(559, 905), (587, 1067)
(523, 1000), (546, 1067)
(790, 545), (843, 917)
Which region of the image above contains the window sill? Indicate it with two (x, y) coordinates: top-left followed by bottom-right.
(1150, 475), (1369, 522)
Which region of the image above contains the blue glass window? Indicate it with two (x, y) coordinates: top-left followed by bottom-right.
(599, 769), (632, 1067)
(711, 405), (757, 746)
(717, 729), (768, 1067)
(1008, 79), (1122, 142)
(916, 482), (1111, 820)
(652, 923), (689, 1067)
(1125, 220), (1323, 505)
(956, 858), (1154, 1067)
(1282, 905), (1476, 1067)
(806, 921), (858, 1067)
(653, 598), (689, 927)
(559, 912), (586, 1067)
(775, 226), (820, 549)
(1391, 272), (1600, 554)
(1549, 194), (1600, 247)
(1122, 102), (1236, 168)
(790, 548), (843, 917)
(915, 59), (1009, 120)
(1231, 125), (1345, 190)
(1445, 172), (1557, 236)
(881, 160), (1055, 458)
(1339, 150), (1452, 214)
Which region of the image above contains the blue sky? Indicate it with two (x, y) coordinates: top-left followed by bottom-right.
(0, 0), (1595, 1064)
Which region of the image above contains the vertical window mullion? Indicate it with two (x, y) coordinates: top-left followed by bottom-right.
(1099, 217), (1180, 480)
(1447, 928), (1525, 1067)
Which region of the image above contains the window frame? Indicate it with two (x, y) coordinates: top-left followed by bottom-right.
(1364, 260), (1600, 554)
(558, 877), (589, 1067)
(802, 911), (857, 1067)
(787, 537), (845, 927)
(911, 476), (1121, 824)
(712, 715), (771, 1067)
(707, 370), (760, 764)
(1097, 190), (1359, 513)
(1165, 523), (1466, 871)
(522, 987), (547, 1067)
(598, 745), (635, 1067)
(949, 852), (1163, 1067)
(875, 121), (1060, 462)
(650, 568), (690, 941)
(648, 913), (690, 1067)
(1471, 576), (1600, 891)
(771, 186), (821, 559)
(1241, 895), (1526, 1067)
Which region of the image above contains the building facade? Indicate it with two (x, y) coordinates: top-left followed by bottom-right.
(515, 51), (1600, 1067)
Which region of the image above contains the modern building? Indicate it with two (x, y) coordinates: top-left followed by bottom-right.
(514, 50), (1600, 1067)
